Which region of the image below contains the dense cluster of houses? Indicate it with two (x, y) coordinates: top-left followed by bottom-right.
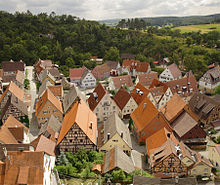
(0, 57), (219, 184)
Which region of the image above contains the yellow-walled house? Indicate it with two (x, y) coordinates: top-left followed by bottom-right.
(113, 86), (138, 119)
(39, 69), (56, 85)
(88, 83), (119, 122)
(36, 89), (63, 127)
(189, 154), (213, 177)
(208, 145), (220, 167)
(98, 113), (132, 155)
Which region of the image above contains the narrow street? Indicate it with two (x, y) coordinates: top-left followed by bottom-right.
(25, 66), (39, 141)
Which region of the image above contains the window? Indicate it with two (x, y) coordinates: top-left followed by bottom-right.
(112, 140), (118, 142)
(43, 110), (48, 114)
(113, 106), (115, 110)
(53, 110), (57, 113)
(142, 132), (145, 136)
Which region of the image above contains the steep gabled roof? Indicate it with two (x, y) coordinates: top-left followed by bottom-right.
(69, 67), (87, 81)
(3, 115), (28, 133)
(122, 60), (150, 73)
(15, 70), (24, 84)
(146, 127), (178, 155)
(160, 94), (187, 123)
(48, 85), (63, 98)
(111, 75), (133, 89)
(38, 69), (56, 82)
(131, 96), (158, 131)
(88, 83), (107, 111)
(63, 84), (86, 113)
(199, 65), (220, 84)
(0, 81), (24, 103)
(102, 146), (135, 174)
(167, 63), (182, 79)
(36, 89), (63, 116)
(137, 72), (158, 87)
(131, 83), (150, 105)
(0, 126), (18, 144)
(113, 86), (131, 110)
(102, 113), (132, 148)
(38, 80), (53, 97)
(57, 100), (97, 145)
(31, 135), (56, 156)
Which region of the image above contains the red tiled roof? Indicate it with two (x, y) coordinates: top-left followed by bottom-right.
(167, 63), (182, 79)
(113, 86), (131, 110)
(88, 83), (106, 111)
(122, 60), (150, 73)
(48, 85), (63, 98)
(131, 83), (150, 105)
(137, 72), (158, 87)
(111, 75), (133, 89)
(166, 74), (197, 97)
(69, 67), (87, 81)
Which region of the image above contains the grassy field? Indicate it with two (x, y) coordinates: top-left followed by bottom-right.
(173, 24), (220, 33)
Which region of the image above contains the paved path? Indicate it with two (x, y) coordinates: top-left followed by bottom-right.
(25, 66), (39, 141)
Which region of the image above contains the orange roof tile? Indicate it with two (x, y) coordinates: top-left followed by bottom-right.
(122, 60), (150, 73)
(0, 81), (24, 103)
(36, 89), (63, 116)
(160, 94), (187, 123)
(111, 75), (133, 89)
(48, 85), (63, 98)
(4, 151), (44, 184)
(31, 135), (56, 156)
(0, 126), (18, 144)
(88, 83), (106, 111)
(131, 96), (158, 131)
(146, 127), (178, 155)
(113, 86), (131, 110)
(3, 115), (28, 133)
(57, 100), (97, 145)
(131, 83), (150, 105)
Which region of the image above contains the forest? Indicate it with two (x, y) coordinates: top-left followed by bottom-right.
(0, 11), (220, 78)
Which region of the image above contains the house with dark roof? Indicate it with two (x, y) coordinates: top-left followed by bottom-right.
(35, 89), (63, 127)
(0, 82), (28, 124)
(2, 60), (25, 77)
(122, 60), (151, 77)
(109, 75), (134, 91)
(135, 72), (158, 88)
(91, 61), (121, 80)
(130, 96), (172, 143)
(98, 113), (132, 154)
(199, 64), (220, 94)
(113, 86), (137, 119)
(166, 71), (198, 101)
(57, 100), (97, 153)
(88, 83), (119, 122)
(159, 63), (182, 82)
(189, 92), (220, 129)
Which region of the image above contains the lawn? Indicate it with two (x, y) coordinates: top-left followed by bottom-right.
(173, 24), (220, 33)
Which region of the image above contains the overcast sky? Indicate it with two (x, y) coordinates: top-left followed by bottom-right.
(0, 0), (219, 20)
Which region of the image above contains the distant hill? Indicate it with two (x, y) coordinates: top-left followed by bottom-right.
(99, 14), (220, 27)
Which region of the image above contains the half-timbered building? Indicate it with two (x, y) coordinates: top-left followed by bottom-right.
(57, 99), (97, 153)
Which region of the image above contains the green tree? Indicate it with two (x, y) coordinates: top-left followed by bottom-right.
(39, 45), (49, 59)
(112, 169), (126, 181)
(214, 85), (220, 95)
(56, 152), (69, 166)
(136, 53), (147, 62)
(104, 47), (120, 62)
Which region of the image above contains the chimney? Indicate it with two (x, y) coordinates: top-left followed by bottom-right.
(90, 121), (93, 129)
(107, 133), (110, 140)
(143, 103), (147, 109)
(121, 132), (123, 138)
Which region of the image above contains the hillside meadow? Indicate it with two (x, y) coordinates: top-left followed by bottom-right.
(173, 24), (220, 33)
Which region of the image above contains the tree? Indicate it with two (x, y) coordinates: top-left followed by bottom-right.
(136, 53), (147, 62)
(104, 47), (120, 62)
(56, 152), (69, 166)
(112, 169), (126, 181)
(214, 85), (220, 95)
(65, 57), (75, 68)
